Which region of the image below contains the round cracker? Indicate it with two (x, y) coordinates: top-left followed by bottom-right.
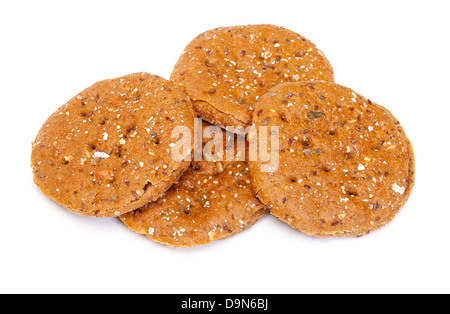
(171, 24), (334, 131)
(249, 81), (415, 237)
(31, 72), (196, 217)
(119, 123), (268, 248)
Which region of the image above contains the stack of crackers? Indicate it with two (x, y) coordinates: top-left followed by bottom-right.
(31, 25), (415, 247)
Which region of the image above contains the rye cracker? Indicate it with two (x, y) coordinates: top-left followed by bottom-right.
(249, 81), (415, 237)
(31, 72), (196, 217)
(171, 24), (334, 131)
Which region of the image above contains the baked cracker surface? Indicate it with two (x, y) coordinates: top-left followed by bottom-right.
(31, 72), (196, 217)
(249, 81), (415, 237)
(171, 24), (334, 131)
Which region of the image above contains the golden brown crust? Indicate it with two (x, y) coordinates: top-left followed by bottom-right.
(119, 123), (268, 248)
(31, 72), (196, 217)
(171, 24), (334, 130)
(249, 81), (415, 237)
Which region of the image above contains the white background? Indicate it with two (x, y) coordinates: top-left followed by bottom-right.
(1, 0), (449, 294)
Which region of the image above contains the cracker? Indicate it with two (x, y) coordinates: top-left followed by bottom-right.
(31, 72), (196, 217)
(171, 24), (334, 131)
(119, 122), (268, 247)
(249, 81), (415, 237)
